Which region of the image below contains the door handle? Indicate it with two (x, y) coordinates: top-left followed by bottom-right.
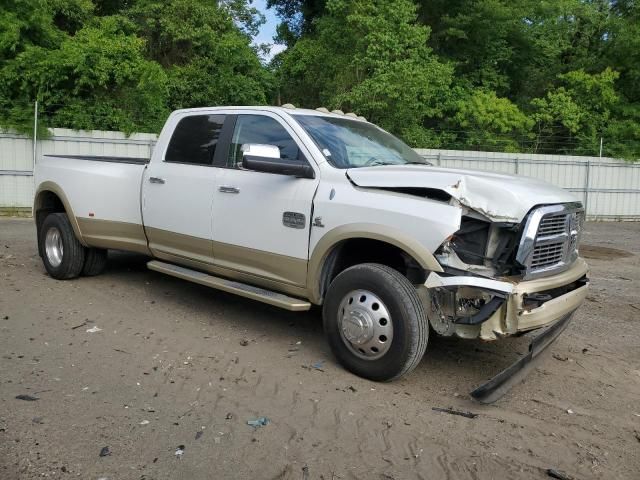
(149, 177), (165, 184)
(219, 186), (240, 194)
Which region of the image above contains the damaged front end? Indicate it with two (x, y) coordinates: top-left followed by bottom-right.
(424, 202), (587, 340)
(420, 203), (589, 402)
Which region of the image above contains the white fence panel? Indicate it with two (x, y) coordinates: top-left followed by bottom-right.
(0, 129), (157, 210)
(1, 130), (638, 220)
(416, 149), (640, 221)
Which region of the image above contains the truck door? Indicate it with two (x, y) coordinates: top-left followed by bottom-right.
(142, 113), (228, 265)
(211, 113), (319, 287)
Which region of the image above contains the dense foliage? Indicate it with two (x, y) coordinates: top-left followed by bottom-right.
(0, 0), (269, 133)
(1, 0), (639, 158)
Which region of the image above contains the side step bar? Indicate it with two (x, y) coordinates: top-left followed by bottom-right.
(147, 260), (312, 312)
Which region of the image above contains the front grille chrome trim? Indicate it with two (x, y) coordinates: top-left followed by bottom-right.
(516, 203), (584, 280)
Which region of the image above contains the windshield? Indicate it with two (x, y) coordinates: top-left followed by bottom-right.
(294, 115), (428, 169)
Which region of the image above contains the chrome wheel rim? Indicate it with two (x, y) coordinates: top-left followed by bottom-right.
(337, 289), (393, 360)
(45, 227), (64, 268)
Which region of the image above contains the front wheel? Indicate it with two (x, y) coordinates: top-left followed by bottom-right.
(322, 263), (428, 381)
(40, 213), (85, 280)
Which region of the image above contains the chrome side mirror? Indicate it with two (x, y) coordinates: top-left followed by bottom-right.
(241, 143), (281, 160)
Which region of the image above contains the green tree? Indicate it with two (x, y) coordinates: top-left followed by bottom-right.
(278, 0), (454, 146)
(0, 0), (271, 134)
(451, 90), (533, 152)
(124, 0), (271, 109)
(530, 68), (619, 155)
(266, 0), (327, 44)
(0, 15), (168, 133)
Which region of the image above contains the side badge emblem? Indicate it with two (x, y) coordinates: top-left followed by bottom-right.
(283, 212), (306, 229)
(313, 217), (325, 228)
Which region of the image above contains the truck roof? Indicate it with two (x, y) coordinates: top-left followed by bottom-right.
(170, 105), (368, 122)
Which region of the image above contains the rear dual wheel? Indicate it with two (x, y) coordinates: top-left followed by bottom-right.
(40, 213), (107, 279)
(323, 263), (429, 381)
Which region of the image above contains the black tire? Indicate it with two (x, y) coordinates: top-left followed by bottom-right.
(40, 213), (85, 280)
(82, 248), (108, 276)
(323, 263), (428, 381)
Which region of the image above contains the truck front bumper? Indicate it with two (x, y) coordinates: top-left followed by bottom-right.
(423, 258), (589, 403)
(423, 257), (589, 341)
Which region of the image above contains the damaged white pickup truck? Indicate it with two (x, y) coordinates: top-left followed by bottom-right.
(33, 106), (589, 402)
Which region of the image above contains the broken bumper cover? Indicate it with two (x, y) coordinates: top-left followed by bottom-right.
(470, 311), (574, 403)
(423, 258), (589, 340)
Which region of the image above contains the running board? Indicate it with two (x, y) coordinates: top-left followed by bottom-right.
(147, 260), (312, 311)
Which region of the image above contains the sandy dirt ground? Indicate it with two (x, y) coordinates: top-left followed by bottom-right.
(0, 217), (639, 480)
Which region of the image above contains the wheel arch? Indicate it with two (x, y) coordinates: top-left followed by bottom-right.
(307, 224), (443, 304)
(34, 181), (87, 248)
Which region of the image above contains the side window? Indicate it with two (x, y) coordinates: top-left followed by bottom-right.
(227, 115), (300, 168)
(165, 114), (225, 165)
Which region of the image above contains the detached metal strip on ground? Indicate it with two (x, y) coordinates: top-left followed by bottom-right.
(470, 312), (574, 404)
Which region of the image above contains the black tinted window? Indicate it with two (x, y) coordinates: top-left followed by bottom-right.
(166, 114), (225, 165)
(228, 115), (300, 168)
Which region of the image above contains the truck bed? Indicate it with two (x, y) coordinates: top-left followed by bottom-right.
(35, 154), (150, 253)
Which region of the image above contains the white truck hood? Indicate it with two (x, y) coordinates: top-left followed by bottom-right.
(346, 165), (579, 223)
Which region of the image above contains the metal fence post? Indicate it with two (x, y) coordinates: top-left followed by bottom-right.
(583, 158), (591, 217)
(599, 137), (603, 158)
(32, 100), (38, 171)
(514, 157), (519, 174)
(437, 152), (441, 166)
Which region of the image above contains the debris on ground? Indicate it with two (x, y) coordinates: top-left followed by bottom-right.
(86, 326), (103, 333)
(302, 464), (309, 480)
(552, 353), (569, 361)
(239, 339), (249, 346)
(566, 409), (575, 414)
(285, 347), (299, 358)
(139, 420), (150, 425)
(431, 407), (478, 419)
(175, 445), (185, 458)
(70, 321), (88, 330)
(546, 468), (573, 480)
(99, 446), (111, 457)
(15, 394), (39, 401)
(32, 417), (44, 424)
(634, 431), (640, 443)
(247, 417), (270, 427)
(225, 413), (233, 420)
(195, 431), (203, 440)
(348, 386), (357, 393)
(302, 361), (325, 372)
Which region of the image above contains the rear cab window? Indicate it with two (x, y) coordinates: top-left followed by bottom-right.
(165, 114), (226, 165)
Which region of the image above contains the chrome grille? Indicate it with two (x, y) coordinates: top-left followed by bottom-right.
(537, 214), (567, 236)
(516, 203), (584, 279)
(531, 242), (565, 269)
